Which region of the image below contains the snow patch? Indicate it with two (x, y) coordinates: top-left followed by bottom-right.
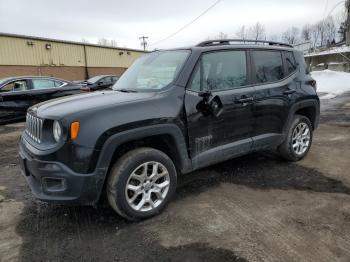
(311, 70), (350, 99)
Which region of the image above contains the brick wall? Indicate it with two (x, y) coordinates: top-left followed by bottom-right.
(0, 65), (127, 81)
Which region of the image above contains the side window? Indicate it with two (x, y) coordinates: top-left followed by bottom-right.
(189, 65), (201, 91)
(252, 51), (285, 84)
(0, 81), (28, 92)
(284, 51), (297, 75)
(54, 80), (64, 87)
(112, 76), (119, 82)
(189, 50), (247, 91)
(100, 77), (112, 84)
(32, 79), (56, 89)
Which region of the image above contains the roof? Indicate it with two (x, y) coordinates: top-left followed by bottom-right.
(0, 32), (146, 53)
(0, 76), (71, 83)
(305, 46), (350, 57)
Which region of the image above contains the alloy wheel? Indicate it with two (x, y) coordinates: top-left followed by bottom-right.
(292, 122), (311, 156)
(125, 161), (170, 212)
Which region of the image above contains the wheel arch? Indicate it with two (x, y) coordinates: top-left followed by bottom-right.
(283, 99), (320, 134)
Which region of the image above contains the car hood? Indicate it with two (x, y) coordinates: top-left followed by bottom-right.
(32, 91), (157, 119)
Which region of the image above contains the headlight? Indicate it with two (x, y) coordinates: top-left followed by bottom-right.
(53, 121), (62, 142)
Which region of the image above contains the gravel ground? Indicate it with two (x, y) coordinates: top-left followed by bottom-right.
(1, 94), (350, 262)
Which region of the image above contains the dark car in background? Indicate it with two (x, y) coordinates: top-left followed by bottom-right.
(77, 75), (120, 92)
(0, 76), (82, 124)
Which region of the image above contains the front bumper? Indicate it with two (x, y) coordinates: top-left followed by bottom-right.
(19, 139), (106, 206)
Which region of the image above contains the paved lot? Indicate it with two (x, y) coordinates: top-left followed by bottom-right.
(1, 94), (350, 262)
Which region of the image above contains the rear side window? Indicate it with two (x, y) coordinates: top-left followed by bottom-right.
(54, 80), (64, 87)
(32, 79), (56, 89)
(284, 51), (297, 75)
(189, 50), (247, 91)
(252, 51), (284, 84)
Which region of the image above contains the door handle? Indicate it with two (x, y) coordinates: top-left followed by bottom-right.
(237, 97), (254, 103)
(283, 89), (296, 95)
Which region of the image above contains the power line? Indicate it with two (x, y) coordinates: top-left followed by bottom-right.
(150, 0), (222, 47)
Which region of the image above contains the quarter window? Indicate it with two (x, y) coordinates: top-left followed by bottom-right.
(189, 51), (247, 91)
(252, 51), (284, 84)
(32, 79), (56, 89)
(54, 81), (64, 87)
(284, 51), (297, 75)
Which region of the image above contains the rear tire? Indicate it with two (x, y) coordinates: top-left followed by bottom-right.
(278, 115), (313, 161)
(106, 147), (177, 221)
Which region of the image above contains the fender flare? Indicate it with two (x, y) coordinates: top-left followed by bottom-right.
(95, 124), (192, 176)
(283, 99), (320, 134)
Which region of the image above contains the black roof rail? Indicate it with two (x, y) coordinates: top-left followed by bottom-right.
(196, 39), (293, 48)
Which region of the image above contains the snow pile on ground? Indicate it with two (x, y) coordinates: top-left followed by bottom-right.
(311, 70), (350, 99)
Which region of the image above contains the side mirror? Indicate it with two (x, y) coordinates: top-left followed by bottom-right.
(197, 91), (223, 118)
(208, 95), (223, 118)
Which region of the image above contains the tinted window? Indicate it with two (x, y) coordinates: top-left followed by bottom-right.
(252, 51), (284, 83)
(189, 51), (247, 91)
(0, 80), (28, 92)
(284, 51), (297, 75)
(99, 77), (111, 84)
(54, 80), (64, 87)
(189, 65), (201, 91)
(112, 76), (119, 82)
(32, 79), (56, 89)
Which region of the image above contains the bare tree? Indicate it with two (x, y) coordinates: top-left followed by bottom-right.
(282, 27), (300, 45)
(236, 26), (247, 40)
(81, 38), (89, 43)
(324, 17), (336, 46)
(97, 38), (118, 47)
(301, 24), (311, 41)
(217, 32), (228, 39)
(249, 23), (266, 41)
(110, 39), (118, 47)
(97, 38), (108, 46)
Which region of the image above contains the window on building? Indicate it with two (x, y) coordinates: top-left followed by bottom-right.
(252, 51), (285, 83)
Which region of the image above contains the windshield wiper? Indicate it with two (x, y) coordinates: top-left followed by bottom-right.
(116, 89), (138, 93)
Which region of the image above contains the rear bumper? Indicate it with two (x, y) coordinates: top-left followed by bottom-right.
(19, 141), (106, 206)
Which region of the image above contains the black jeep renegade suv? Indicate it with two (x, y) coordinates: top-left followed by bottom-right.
(19, 39), (319, 220)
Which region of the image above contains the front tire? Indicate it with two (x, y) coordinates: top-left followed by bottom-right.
(278, 115), (313, 161)
(106, 147), (177, 221)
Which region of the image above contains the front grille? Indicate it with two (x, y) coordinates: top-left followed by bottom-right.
(25, 113), (43, 143)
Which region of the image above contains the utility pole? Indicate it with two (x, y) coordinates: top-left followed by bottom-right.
(139, 36), (149, 51)
(346, 0), (350, 45)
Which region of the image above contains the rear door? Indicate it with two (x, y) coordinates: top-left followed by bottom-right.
(251, 49), (297, 150)
(185, 49), (255, 168)
(0, 79), (31, 122)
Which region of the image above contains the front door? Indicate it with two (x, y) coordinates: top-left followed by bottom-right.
(0, 79), (31, 123)
(184, 50), (255, 169)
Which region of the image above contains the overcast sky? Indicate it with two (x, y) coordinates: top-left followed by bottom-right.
(0, 0), (345, 50)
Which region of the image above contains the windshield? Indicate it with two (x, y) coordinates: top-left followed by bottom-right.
(113, 50), (190, 92)
(0, 77), (12, 86)
(87, 76), (104, 84)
